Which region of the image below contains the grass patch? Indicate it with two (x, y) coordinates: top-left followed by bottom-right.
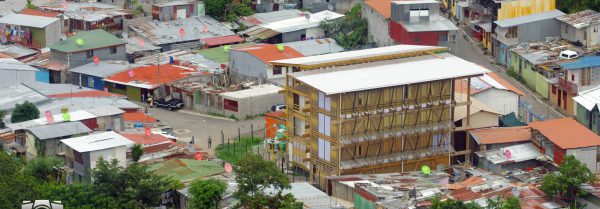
(216, 137), (263, 164)
(507, 69), (526, 84)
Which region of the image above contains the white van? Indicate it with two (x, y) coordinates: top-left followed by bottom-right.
(559, 50), (579, 60)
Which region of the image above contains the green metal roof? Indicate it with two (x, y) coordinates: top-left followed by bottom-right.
(197, 43), (256, 63)
(49, 29), (126, 53)
(148, 158), (225, 182)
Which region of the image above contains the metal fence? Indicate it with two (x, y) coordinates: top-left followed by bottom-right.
(519, 101), (546, 123)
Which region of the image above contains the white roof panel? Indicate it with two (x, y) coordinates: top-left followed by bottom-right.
(271, 45), (444, 66)
(573, 86), (600, 111)
(220, 84), (282, 99)
(85, 106), (125, 117)
(61, 131), (134, 153)
(291, 53), (490, 95)
(0, 13), (58, 28)
(260, 10), (343, 33)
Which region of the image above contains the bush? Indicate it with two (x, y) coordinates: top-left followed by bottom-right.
(215, 137), (263, 164)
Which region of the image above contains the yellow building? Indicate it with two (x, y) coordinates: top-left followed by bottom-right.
(272, 45), (490, 188)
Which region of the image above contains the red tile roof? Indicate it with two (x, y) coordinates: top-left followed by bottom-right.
(364, 0), (391, 18)
(20, 8), (61, 18)
(120, 133), (171, 145)
(201, 35), (245, 47)
(470, 126), (531, 145)
(124, 112), (157, 123)
(233, 44), (304, 64)
(47, 90), (124, 98)
(105, 64), (193, 89)
(529, 118), (600, 149)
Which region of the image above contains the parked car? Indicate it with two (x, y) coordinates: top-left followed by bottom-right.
(154, 96), (183, 111)
(271, 104), (286, 112)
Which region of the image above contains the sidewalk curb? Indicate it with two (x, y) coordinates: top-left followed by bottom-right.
(176, 110), (237, 122)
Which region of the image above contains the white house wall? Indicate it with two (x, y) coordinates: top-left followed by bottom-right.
(89, 146), (128, 170)
(473, 88), (519, 115)
(566, 146), (598, 172)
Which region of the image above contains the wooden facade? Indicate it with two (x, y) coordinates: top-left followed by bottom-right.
(277, 49), (476, 189)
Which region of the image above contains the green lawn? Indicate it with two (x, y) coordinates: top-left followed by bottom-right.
(216, 137), (263, 164)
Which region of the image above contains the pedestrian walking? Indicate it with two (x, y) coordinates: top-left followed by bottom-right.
(144, 106), (148, 114)
(208, 136), (212, 148)
(148, 96), (154, 108)
(190, 136), (195, 144)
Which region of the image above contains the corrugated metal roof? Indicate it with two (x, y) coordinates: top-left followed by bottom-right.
(104, 64), (194, 89)
(28, 121), (91, 140)
(556, 9), (600, 29)
(61, 131), (134, 152)
(241, 10), (343, 40)
(69, 61), (145, 78)
(123, 37), (160, 54)
(283, 38), (344, 56)
(220, 84), (282, 99)
(573, 85), (600, 111)
(471, 126), (531, 145)
(0, 58), (38, 72)
(49, 29), (127, 53)
(85, 106), (124, 117)
(0, 44), (38, 59)
(271, 44), (443, 66)
(0, 13), (59, 28)
(290, 53), (490, 95)
(494, 10), (564, 28)
(238, 9), (305, 27)
(232, 44), (304, 63)
(560, 56), (600, 70)
(0, 84), (48, 111)
(475, 143), (542, 164)
(201, 35), (244, 47)
(130, 16), (235, 45)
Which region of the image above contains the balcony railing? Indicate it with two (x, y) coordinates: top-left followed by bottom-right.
(559, 78), (579, 94)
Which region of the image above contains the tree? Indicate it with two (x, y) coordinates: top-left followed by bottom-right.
(205, 0), (229, 20)
(26, 0), (37, 9)
(320, 4), (369, 50)
(11, 101), (40, 123)
(0, 151), (40, 208)
(131, 144), (144, 162)
(189, 178), (227, 209)
(24, 157), (65, 183)
(541, 155), (596, 205)
(557, 0), (600, 14)
(486, 196), (521, 209)
(234, 154), (302, 209)
(431, 196), (482, 209)
(0, 110), (5, 128)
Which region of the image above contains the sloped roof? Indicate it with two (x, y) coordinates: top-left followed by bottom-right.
(104, 64), (193, 89)
(475, 143), (542, 164)
(529, 118), (600, 149)
(20, 8), (61, 18)
(49, 29), (126, 53)
(455, 73), (524, 96)
(124, 111), (157, 123)
(85, 106), (124, 117)
(470, 126), (531, 145)
(560, 56), (600, 70)
(573, 86), (600, 111)
(283, 38), (344, 56)
(28, 121), (91, 140)
(69, 61), (145, 78)
(364, 0), (391, 18)
(61, 131), (134, 152)
(120, 132), (172, 145)
(494, 10), (564, 28)
(556, 9), (600, 29)
(233, 44), (304, 64)
(201, 35), (244, 47)
(0, 13), (58, 28)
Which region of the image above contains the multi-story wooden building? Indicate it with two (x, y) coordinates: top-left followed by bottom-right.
(272, 45), (490, 188)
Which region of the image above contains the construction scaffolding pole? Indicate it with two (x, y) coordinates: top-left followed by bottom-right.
(465, 77), (471, 164)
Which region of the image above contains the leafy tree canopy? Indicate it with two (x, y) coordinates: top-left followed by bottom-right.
(24, 157), (65, 183)
(320, 4), (369, 50)
(189, 178), (227, 209)
(541, 155), (596, 205)
(557, 0), (600, 14)
(234, 154), (302, 209)
(11, 101), (40, 123)
(0, 152), (40, 208)
(131, 144), (144, 162)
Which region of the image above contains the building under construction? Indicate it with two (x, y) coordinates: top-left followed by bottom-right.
(271, 45), (490, 188)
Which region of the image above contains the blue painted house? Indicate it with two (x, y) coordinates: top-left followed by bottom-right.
(69, 60), (144, 90)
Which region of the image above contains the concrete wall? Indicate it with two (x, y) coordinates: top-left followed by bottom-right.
(222, 92), (284, 119)
(473, 88), (519, 115)
(96, 114), (125, 131)
(45, 20), (62, 48)
(455, 111), (499, 131)
(362, 2), (394, 47)
(561, 23), (600, 47)
(567, 146), (598, 172)
(51, 44), (127, 69)
(229, 50), (269, 80)
(282, 29), (306, 43)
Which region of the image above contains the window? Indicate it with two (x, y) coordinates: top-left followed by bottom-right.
(110, 46), (117, 54)
(273, 66), (282, 75)
(318, 113), (331, 136)
(318, 91), (331, 111)
(572, 74), (575, 81)
(224, 99), (238, 112)
(74, 150), (83, 164)
(113, 83), (126, 90)
(454, 119), (463, 127)
(86, 50), (94, 58)
(358, 145), (362, 155)
(507, 27), (518, 38)
(318, 138), (331, 161)
(438, 33), (448, 42)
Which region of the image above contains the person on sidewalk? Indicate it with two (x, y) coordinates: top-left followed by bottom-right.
(190, 136), (195, 144)
(148, 96), (154, 108)
(208, 136), (212, 148)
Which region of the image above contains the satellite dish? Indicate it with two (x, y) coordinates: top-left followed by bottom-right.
(60, 34), (67, 41)
(122, 32), (128, 39)
(304, 13), (311, 21)
(327, 4), (333, 11)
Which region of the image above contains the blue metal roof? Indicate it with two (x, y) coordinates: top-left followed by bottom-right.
(560, 56), (600, 70)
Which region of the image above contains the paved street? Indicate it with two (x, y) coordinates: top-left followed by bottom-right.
(145, 107), (264, 155)
(448, 24), (564, 120)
